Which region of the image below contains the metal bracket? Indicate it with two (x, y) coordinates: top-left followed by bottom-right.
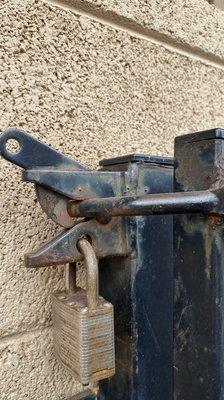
(0, 128), (130, 268)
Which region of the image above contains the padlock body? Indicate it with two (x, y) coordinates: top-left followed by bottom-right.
(52, 288), (115, 385)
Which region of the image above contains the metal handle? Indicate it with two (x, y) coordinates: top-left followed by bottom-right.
(77, 238), (99, 310)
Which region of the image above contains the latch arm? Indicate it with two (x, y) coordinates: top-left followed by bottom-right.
(25, 217), (129, 268)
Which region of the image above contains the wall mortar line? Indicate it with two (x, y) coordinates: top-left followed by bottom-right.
(0, 326), (52, 347)
(45, 0), (224, 71)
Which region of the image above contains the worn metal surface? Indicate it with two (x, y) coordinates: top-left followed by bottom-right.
(99, 153), (174, 166)
(52, 241), (115, 385)
(24, 169), (123, 200)
(174, 128), (224, 400)
(67, 189), (221, 218)
(98, 156), (174, 400)
(25, 217), (129, 268)
(77, 238), (99, 310)
(36, 186), (76, 228)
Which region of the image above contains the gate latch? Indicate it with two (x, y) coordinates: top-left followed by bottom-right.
(1, 127), (224, 399)
(0, 128), (223, 270)
(0, 128), (131, 268)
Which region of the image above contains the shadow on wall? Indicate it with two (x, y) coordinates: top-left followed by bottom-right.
(208, 0), (224, 10)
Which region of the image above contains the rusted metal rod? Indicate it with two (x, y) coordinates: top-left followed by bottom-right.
(68, 190), (220, 218)
(77, 238), (99, 310)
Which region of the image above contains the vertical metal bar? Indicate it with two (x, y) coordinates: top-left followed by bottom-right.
(174, 129), (224, 400)
(98, 155), (174, 399)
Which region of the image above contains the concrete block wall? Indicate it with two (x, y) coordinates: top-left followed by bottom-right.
(0, 0), (224, 398)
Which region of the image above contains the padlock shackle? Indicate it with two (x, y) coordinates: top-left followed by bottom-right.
(77, 238), (99, 310)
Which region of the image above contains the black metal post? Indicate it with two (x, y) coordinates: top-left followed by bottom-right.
(98, 155), (174, 400)
(174, 128), (224, 400)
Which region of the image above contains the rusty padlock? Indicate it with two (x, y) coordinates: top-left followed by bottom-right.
(51, 238), (115, 385)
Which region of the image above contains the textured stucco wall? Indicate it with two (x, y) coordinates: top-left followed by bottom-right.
(1, 0), (224, 398)
(48, 0), (224, 60)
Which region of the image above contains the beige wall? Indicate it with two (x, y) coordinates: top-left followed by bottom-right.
(1, 0), (224, 398)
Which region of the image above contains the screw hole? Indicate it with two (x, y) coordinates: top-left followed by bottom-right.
(5, 138), (21, 154)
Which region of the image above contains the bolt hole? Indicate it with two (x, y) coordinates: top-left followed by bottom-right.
(5, 138), (21, 154)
